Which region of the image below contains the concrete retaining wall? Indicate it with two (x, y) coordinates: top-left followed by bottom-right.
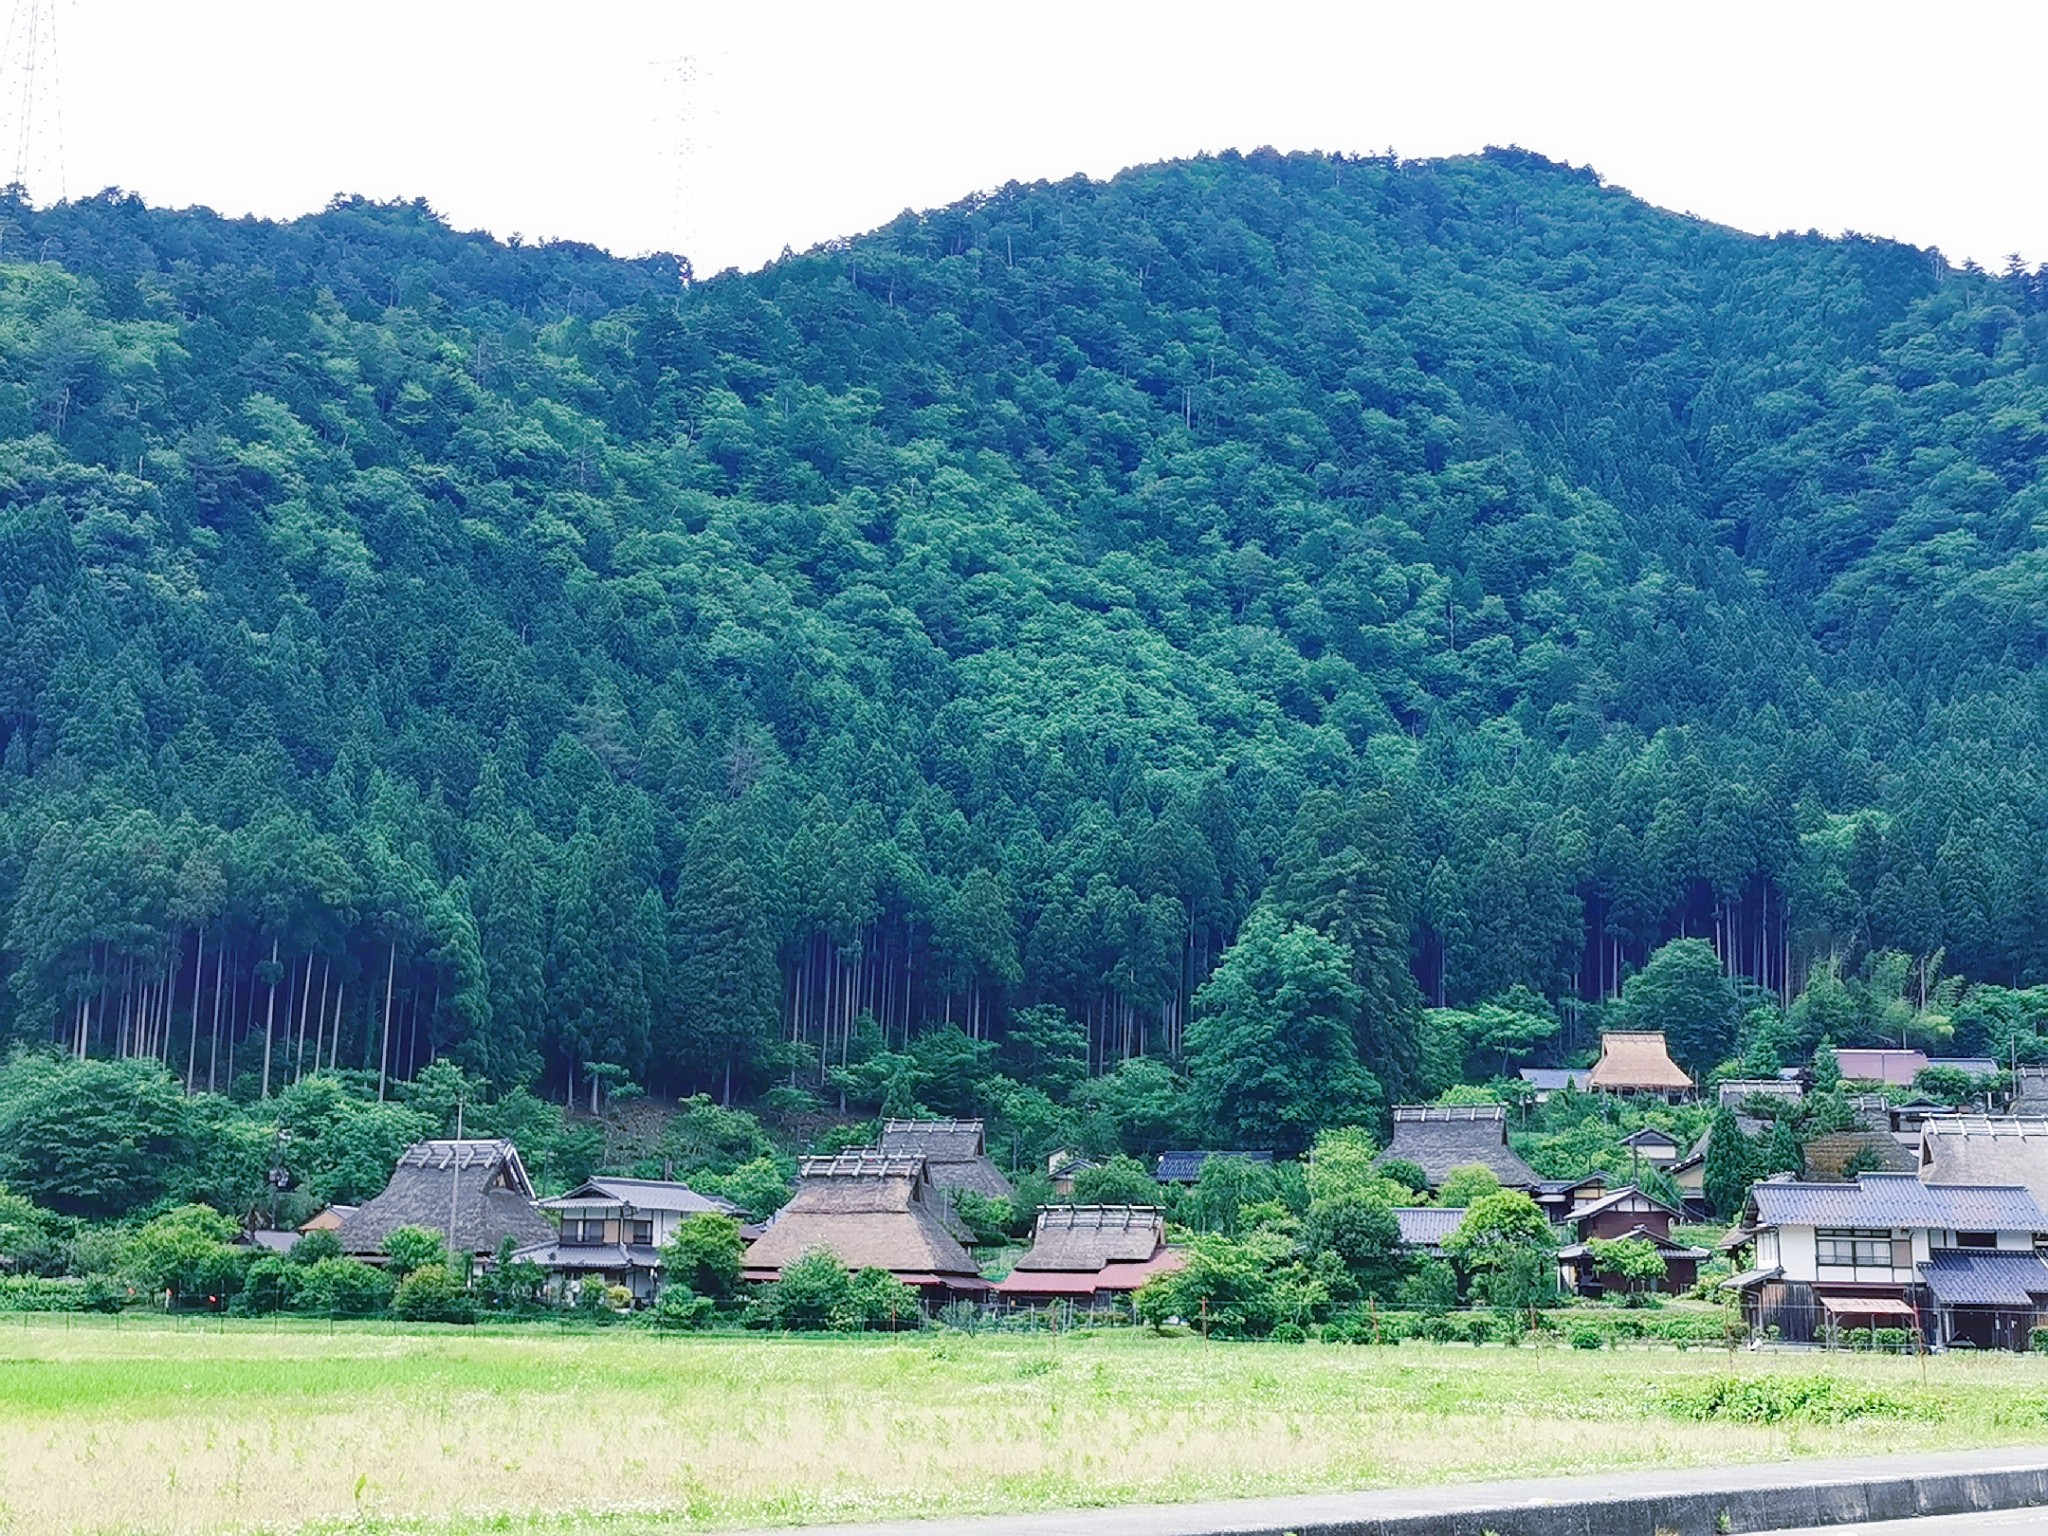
(1268, 1460), (2048, 1536)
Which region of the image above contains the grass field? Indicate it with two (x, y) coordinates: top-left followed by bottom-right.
(6, 1317), (2048, 1536)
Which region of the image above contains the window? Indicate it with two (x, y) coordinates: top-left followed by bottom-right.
(1955, 1231), (1997, 1249)
(1815, 1229), (1892, 1267)
(630, 1221), (654, 1245)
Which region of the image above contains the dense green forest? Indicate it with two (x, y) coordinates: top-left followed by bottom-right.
(4, 146), (2048, 1158)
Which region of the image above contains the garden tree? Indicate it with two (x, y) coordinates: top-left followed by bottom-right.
(383, 1225), (452, 1279)
(1136, 1232), (1292, 1337)
(1810, 1039), (1843, 1093)
(1763, 1120), (1804, 1177)
(661, 1212), (744, 1299)
(1585, 1236), (1668, 1295)
(1701, 1108), (1755, 1219)
(1299, 1189), (1404, 1298)
(1441, 1191), (1556, 1293)
(1186, 906), (1379, 1157)
(1181, 1152), (1286, 1236)
(1619, 939), (1741, 1072)
(1431, 985), (1560, 1080)
(476, 1235), (549, 1312)
(124, 1204), (246, 1304)
(1069, 1154), (1159, 1207)
(1432, 1165), (1504, 1209)
(1376, 1158), (1429, 1198)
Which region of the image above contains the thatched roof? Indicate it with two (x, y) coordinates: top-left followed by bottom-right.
(877, 1119), (1016, 1200)
(334, 1139), (552, 1258)
(1588, 1032), (1694, 1093)
(1382, 1105), (1538, 1188)
(1800, 1129), (1918, 1181)
(1012, 1206), (1165, 1271)
(1920, 1118), (2048, 1207)
(742, 1154), (983, 1284)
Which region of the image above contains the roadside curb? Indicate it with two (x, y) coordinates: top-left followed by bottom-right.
(712, 1450), (2048, 1536)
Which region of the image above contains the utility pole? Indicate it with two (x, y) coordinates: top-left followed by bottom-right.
(1, 0), (66, 201)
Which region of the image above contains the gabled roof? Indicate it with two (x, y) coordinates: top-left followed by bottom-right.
(877, 1120), (1015, 1200)
(1588, 1033), (1693, 1092)
(1620, 1127), (1680, 1149)
(1393, 1207), (1464, 1251)
(1835, 1049), (1928, 1086)
(541, 1177), (744, 1216)
(742, 1156), (981, 1282)
(1558, 1224), (1708, 1261)
(1154, 1150), (1274, 1184)
(1383, 1106), (1538, 1188)
(1565, 1185), (1684, 1226)
(1750, 1173), (2048, 1232)
(334, 1139), (553, 1258)
(1011, 1206), (1166, 1272)
(1920, 1119), (2048, 1207)
(1919, 1250), (2048, 1308)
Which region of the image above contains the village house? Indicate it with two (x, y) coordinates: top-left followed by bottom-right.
(1725, 1172), (2048, 1348)
(1618, 1127), (1680, 1166)
(1801, 1128), (1918, 1181)
(991, 1205), (1182, 1307)
(1551, 1185), (1706, 1298)
(515, 1176), (745, 1304)
(1587, 1032), (1695, 1100)
(740, 1151), (988, 1301)
(1531, 1173), (1608, 1224)
(1045, 1151), (1100, 1198)
(1153, 1150), (1275, 1185)
(877, 1119), (1015, 1203)
(1382, 1105), (1538, 1191)
(334, 1139), (552, 1265)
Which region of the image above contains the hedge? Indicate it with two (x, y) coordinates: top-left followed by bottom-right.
(0, 1276), (126, 1313)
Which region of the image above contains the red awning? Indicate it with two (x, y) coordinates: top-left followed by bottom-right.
(1818, 1294), (1915, 1317)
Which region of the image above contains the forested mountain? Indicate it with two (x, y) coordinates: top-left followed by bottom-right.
(3, 147), (2048, 1132)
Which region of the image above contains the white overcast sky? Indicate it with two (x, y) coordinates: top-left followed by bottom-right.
(9, 0), (2045, 275)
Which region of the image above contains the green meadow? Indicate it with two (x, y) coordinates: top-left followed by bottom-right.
(5, 1318), (2048, 1535)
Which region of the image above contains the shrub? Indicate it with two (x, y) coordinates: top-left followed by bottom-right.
(124, 1205), (247, 1306)
(392, 1261), (475, 1323)
(833, 1267), (921, 1332)
(2032, 1327), (2048, 1355)
(297, 1257), (393, 1316)
(650, 1285), (715, 1331)
(661, 1213), (744, 1299)
(1465, 1314), (1494, 1345)
(1397, 1260), (1458, 1316)
(237, 1255), (301, 1314)
(1568, 1324), (1605, 1349)
(1662, 1375), (1924, 1425)
(1269, 1322), (1306, 1343)
(1873, 1327), (1911, 1354)
(0, 1275), (124, 1312)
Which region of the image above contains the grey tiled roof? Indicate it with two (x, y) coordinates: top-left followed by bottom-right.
(1751, 1173), (2048, 1232)
(1919, 1251), (2048, 1308)
(1393, 1207), (1464, 1250)
(1154, 1150), (1274, 1183)
(541, 1177), (743, 1216)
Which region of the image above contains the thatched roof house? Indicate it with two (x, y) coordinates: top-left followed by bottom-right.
(741, 1152), (987, 1296)
(992, 1205), (1182, 1303)
(1801, 1129), (1917, 1181)
(1382, 1105), (1538, 1190)
(1587, 1032), (1694, 1097)
(334, 1140), (552, 1261)
(876, 1119), (1015, 1201)
(1920, 1119), (2048, 1207)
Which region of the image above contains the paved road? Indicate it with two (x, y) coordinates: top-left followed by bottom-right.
(1778, 1515), (2048, 1535)
(712, 1446), (2048, 1535)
